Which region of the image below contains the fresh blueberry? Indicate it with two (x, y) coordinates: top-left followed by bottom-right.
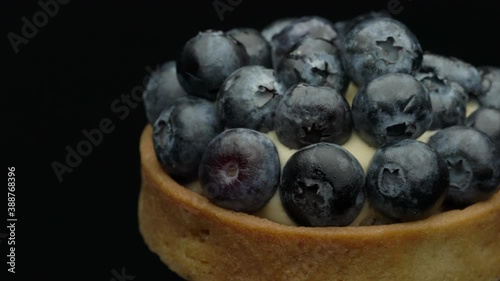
(276, 37), (348, 94)
(199, 128), (280, 212)
(176, 30), (249, 100)
(476, 67), (500, 109)
(274, 83), (352, 149)
(333, 12), (390, 66)
(271, 16), (339, 68)
(143, 61), (188, 124)
(261, 17), (296, 42)
(428, 126), (500, 207)
(421, 53), (481, 95)
(153, 97), (223, 181)
(366, 139), (449, 221)
(415, 72), (468, 130)
(227, 28), (272, 67)
(343, 17), (422, 86)
(466, 107), (500, 148)
(352, 73), (432, 147)
(216, 66), (285, 132)
(280, 142), (365, 227)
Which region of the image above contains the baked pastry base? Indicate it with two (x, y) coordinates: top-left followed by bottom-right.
(138, 125), (500, 281)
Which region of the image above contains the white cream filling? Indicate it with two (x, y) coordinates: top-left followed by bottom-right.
(187, 83), (480, 226)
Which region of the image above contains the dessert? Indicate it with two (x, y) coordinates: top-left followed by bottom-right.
(139, 14), (500, 281)
(138, 124), (500, 280)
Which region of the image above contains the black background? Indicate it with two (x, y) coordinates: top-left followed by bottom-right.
(4, 0), (500, 280)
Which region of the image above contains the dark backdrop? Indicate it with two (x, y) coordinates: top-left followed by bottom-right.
(4, 0), (500, 280)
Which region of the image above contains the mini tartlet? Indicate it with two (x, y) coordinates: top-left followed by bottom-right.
(138, 125), (500, 281)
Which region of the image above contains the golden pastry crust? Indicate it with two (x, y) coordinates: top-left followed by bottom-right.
(138, 125), (500, 281)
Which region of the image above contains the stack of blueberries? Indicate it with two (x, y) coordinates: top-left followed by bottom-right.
(144, 14), (500, 227)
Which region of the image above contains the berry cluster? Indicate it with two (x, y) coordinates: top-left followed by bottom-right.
(144, 14), (500, 226)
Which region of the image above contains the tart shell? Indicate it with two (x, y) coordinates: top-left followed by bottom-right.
(138, 125), (500, 281)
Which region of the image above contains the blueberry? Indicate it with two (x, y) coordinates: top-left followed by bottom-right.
(366, 139), (449, 221)
(176, 30), (249, 100)
(261, 17), (296, 42)
(216, 66), (285, 132)
(352, 73), (432, 147)
(421, 53), (481, 95)
(153, 97), (223, 181)
(477, 67), (500, 109)
(415, 72), (468, 130)
(199, 128), (280, 212)
(227, 28), (272, 67)
(343, 17), (422, 86)
(274, 83), (352, 149)
(466, 107), (500, 148)
(276, 37), (348, 94)
(428, 126), (500, 207)
(143, 61), (188, 124)
(271, 16), (339, 68)
(280, 143), (365, 227)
